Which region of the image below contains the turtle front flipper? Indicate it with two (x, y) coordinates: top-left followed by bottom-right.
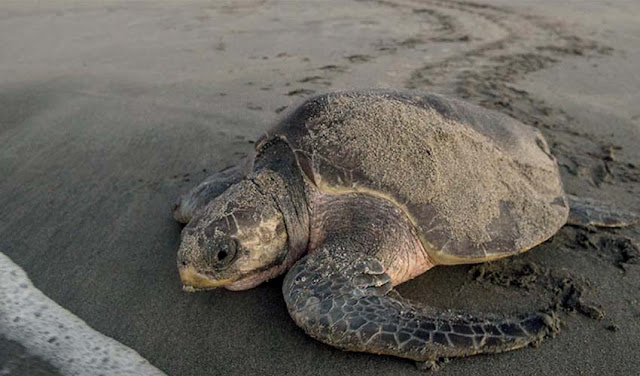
(173, 165), (247, 223)
(567, 195), (639, 229)
(283, 248), (559, 364)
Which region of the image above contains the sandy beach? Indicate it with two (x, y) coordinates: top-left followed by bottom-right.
(1, 1), (639, 375)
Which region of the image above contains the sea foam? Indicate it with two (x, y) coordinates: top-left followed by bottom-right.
(0, 252), (166, 376)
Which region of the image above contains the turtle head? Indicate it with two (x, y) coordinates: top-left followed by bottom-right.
(177, 179), (289, 291)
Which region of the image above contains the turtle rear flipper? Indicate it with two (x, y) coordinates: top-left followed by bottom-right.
(567, 195), (639, 229)
(283, 248), (559, 363)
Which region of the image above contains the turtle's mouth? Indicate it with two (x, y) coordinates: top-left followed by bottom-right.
(179, 263), (288, 292)
(179, 266), (234, 292)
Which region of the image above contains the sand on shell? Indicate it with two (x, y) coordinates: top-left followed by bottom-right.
(1, 1), (639, 375)
(296, 92), (566, 257)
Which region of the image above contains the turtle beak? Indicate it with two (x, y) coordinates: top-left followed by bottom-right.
(179, 266), (232, 292)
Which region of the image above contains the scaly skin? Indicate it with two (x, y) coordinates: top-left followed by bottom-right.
(283, 247), (559, 362)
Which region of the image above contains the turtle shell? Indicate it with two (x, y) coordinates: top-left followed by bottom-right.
(257, 90), (569, 264)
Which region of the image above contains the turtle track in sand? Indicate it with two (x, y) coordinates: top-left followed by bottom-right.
(469, 259), (605, 320)
(404, 1), (639, 192)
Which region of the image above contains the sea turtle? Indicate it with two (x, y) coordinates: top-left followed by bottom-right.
(173, 90), (637, 365)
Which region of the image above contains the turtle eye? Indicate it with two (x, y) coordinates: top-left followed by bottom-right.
(205, 238), (237, 269)
(217, 240), (236, 262)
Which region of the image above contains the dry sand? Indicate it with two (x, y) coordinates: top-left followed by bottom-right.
(1, 0), (639, 375)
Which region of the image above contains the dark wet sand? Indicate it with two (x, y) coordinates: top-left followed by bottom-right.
(1, 1), (639, 375)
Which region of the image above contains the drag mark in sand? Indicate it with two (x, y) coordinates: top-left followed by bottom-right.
(0, 252), (167, 376)
(403, 1), (621, 167)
